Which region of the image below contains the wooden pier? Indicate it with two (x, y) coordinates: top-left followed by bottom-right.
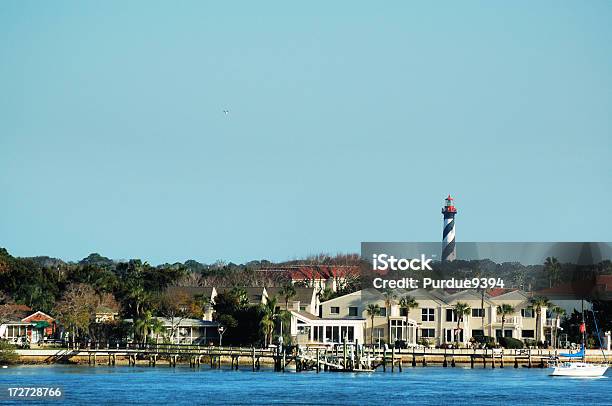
(16, 343), (610, 373)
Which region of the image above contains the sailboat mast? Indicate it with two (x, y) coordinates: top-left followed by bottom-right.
(581, 299), (585, 362)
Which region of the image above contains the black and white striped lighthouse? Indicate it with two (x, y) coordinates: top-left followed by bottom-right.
(442, 195), (457, 262)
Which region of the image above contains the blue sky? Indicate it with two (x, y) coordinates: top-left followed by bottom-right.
(1, 1), (611, 264)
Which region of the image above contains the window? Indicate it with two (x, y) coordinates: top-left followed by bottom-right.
(300, 305), (307, 311)
(421, 308), (435, 322)
(379, 308), (387, 317)
(522, 330), (535, 338)
(446, 309), (457, 322)
(496, 329), (513, 338)
(472, 329), (484, 337)
(348, 307), (358, 317)
(521, 308), (534, 318)
(472, 308), (484, 318)
(446, 329), (463, 343)
(390, 319), (407, 341)
(421, 328), (436, 338)
(330, 306), (340, 314)
(400, 308), (408, 317)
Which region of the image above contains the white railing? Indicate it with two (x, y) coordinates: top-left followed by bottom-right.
(495, 316), (518, 324)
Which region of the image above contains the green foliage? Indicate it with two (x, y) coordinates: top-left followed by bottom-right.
(0, 250), (60, 312)
(0, 340), (19, 364)
(499, 337), (523, 349)
(417, 337), (432, 347)
(212, 290), (262, 345)
(472, 335), (496, 348)
(523, 339), (537, 348)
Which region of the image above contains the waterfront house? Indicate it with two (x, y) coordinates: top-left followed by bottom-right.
(0, 308), (56, 345)
(320, 289), (421, 346)
(318, 288), (554, 347)
(125, 317), (220, 344)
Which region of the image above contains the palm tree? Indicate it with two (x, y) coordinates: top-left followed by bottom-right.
(260, 296), (280, 346)
(452, 302), (471, 344)
(551, 305), (566, 349)
(150, 317), (165, 344)
(278, 284), (297, 341)
(529, 296), (551, 344)
(366, 303), (381, 346)
(134, 311), (154, 345)
(382, 289), (397, 343)
(496, 304), (515, 342)
(398, 295), (418, 342)
(279, 284), (297, 311)
(544, 257), (561, 289)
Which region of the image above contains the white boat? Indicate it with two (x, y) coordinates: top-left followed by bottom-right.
(549, 306), (609, 378)
(550, 361), (608, 377)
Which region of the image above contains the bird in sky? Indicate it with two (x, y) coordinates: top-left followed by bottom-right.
(223, 109), (229, 115)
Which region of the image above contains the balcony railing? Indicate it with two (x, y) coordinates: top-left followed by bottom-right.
(495, 316), (518, 324)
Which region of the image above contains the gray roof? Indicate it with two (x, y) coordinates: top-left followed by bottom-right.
(124, 318), (219, 327)
(266, 287), (316, 304)
(166, 286), (215, 298)
(217, 287), (266, 304)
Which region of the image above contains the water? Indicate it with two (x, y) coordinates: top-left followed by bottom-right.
(0, 365), (609, 405)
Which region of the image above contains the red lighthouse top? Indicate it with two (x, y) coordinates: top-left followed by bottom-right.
(443, 195), (457, 213)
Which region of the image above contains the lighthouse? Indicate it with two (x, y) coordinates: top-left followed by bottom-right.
(442, 195), (457, 262)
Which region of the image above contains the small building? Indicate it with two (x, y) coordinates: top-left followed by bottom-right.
(125, 317), (220, 344)
(289, 310), (366, 346)
(94, 306), (119, 323)
(0, 309), (56, 345)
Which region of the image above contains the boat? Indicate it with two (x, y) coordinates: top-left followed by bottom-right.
(550, 360), (608, 377)
(549, 305), (609, 377)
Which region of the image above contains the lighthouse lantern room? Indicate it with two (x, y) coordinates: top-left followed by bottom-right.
(442, 195), (457, 262)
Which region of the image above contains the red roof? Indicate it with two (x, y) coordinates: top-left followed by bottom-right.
(487, 288), (517, 297)
(259, 265), (360, 281)
(22, 311), (55, 323)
